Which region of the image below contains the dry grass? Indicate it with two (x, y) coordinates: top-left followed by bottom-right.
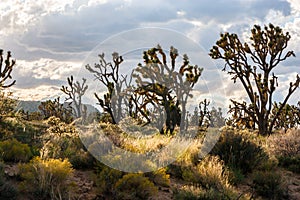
(267, 129), (300, 157)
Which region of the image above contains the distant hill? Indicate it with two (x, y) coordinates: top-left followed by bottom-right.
(16, 100), (100, 115)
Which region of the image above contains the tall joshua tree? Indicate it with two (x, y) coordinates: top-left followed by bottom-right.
(133, 45), (202, 134)
(86, 52), (126, 124)
(61, 76), (88, 118)
(0, 49), (16, 88)
(210, 24), (300, 135)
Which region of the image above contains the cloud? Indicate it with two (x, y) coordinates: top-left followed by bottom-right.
(11, 85), (62, 101)
(12, 59), (81, 89)
(0, 0), (298, 108)
(0, 0), (293, 63)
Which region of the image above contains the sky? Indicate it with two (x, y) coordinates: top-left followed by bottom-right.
(0, 0), (299, 111)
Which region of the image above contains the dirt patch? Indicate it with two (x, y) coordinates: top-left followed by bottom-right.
(69, 170), (99, 200)
(282, 170), (300, 200)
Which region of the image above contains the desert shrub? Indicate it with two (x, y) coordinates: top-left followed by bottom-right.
(210, 128), (267, 174)
(40, 117), (92, 169)
(19, 157), (74, 199)
(252, 170), (287, 199)
(228, 168), (245, 185)
(10, 122), (43, 144)
(177, 138), (203, 166)
(174, 185), (249, 200)
(182, 166), (199, 183)
(30, 145), (41, 157)
(95, 166), (123, 195)
(146, 167), (170, 187)
(114, 174), (158, 200)
(167, 163), (184, 179)
(167, 138), (204, 179)
(173, 186), (201, 200)
(267, 129), (300, 173)
(68, 149), (95, 169)
(267, 129), (300, 157)
(196, 156), (232, 192)
(99, 113), (113, 123)
(0, 138), (33, 162)
(0, 91), (17, 120)
(256, 156), (278, 172)
(0, 118), (43, 144)
(278, 156), (300, 173)
(99, 148), (157, 172)
(181, 156), (239, 199)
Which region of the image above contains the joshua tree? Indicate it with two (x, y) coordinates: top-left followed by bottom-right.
(0, 49), (16, 88)
(270, 101), (300, 132)
(198, 99), (211, 128)
(133, 45), (202, 134)
(210, 23), (300, 135)
(0, 50), (16, 121)
(61, 76), (88, 118)
(226, 102), (255, 129)
(86, 52), (126, 124)
(210, 107), (225, 128)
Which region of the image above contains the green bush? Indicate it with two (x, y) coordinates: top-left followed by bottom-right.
(252, 170), (287, 199)
(210, 129), (267, 174)
(146, 167), (170, 187)
(0, 138), (33, 162)
(228, 168), (245, 185)
(68, 150), (95, 169)
(256, 156), (278, 172)
(182, 166), (199, 183)
(0, 118), (44, 144)
(95, 166), (123, 195)
(114, 174), (158, 200)
(19, 157), (74, 199)
(166, 163), (184, 179)
(278, 156), (300, 173)
(173, 186), (200, 200)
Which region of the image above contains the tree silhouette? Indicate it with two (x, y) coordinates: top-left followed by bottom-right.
(0, 50), (16, 121)
(190, 101), (225, 128)
(0, 49), (16, 88)
(226, 102), (255, 129)
(198, 99), (211, 128)
(133, 45), (203, 134)
(210, 107), (225, 128)
(61, 76), (88, 119)
(210, 24), (300, 135)
(86, 52), (126, 124)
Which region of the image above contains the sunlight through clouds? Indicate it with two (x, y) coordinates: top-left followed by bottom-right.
(0, 0), (298, 106)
